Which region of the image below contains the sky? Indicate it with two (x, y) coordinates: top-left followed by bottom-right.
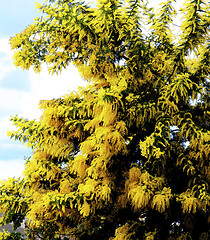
(0, 0), (182, 180)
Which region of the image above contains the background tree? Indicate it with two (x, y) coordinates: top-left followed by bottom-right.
(0, 0), (209, 239)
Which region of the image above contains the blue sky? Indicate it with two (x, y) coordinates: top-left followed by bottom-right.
(0, 0), (181, 180)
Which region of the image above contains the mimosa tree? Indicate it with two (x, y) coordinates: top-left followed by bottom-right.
(0, 0), (209, 239)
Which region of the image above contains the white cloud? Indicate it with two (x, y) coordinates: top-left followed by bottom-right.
(0, 88), (31, 113)
(1, 37), (87, 118)
(29, 64), (86, 99)
(0, 38), (13, 58)
(28, 64), (87, 119)
(0, 38), (16, 81)
(0, 116), (15, 141)
(0, 159), (25, 180)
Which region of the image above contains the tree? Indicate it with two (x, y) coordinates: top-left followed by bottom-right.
(0, 0), (209, 239)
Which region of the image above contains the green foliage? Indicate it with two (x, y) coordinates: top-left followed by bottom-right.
(0, 0), (209, 239)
